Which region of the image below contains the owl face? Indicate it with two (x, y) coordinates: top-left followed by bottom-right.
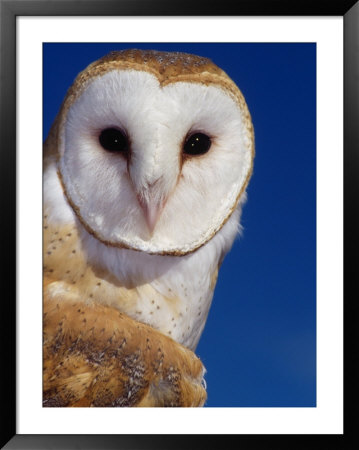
(54, 50), (254, 255)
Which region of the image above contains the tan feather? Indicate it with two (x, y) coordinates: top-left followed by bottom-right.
(43, 294), (206, 407)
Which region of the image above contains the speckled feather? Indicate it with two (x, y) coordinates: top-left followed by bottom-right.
(43, 213), (220, 347)
(43, 296), (206, 407)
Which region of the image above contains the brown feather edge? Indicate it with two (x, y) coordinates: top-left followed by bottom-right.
(43, 296), (207, 407)
(45, 54), (255, 257)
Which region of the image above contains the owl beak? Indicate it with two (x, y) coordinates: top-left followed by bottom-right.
(138, 197), (164, 235)
(132, 174), (168, 235)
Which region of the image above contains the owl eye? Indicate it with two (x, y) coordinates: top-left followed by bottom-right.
(99, 128), (129, 153)
(183, 132), (212, 156)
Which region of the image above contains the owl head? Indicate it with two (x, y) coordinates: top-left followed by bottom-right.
(46, 49), (254, 256)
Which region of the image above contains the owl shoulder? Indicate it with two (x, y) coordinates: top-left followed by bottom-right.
(43, 293), (206, 407)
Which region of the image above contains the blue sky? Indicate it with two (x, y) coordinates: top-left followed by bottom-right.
(43, 43), (316, 407)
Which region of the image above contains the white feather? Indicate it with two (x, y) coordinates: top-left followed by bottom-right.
(58, 70), (252, 254)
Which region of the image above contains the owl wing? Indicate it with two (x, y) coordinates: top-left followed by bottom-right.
(43, 292), (206, 407)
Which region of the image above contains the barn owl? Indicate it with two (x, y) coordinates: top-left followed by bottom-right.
(43, 49), (254, 407)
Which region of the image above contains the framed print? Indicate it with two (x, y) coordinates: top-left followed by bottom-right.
(1, 0), (357, 448)
(41, 41), (315, 409)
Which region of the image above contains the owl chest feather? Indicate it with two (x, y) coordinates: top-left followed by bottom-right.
(44, 214), (217, 350)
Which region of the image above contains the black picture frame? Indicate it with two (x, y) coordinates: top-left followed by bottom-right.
(1, 0), (357, 448)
